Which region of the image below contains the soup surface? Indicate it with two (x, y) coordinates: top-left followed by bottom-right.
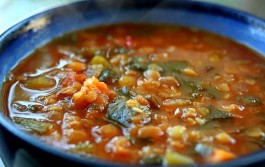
(2, 24), (265, 165)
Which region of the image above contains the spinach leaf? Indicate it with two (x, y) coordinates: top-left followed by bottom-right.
(158, 61), (223, 99)
(157, 60), (189, 74)
(99, 68), (119, 84)
(158, 60), (200, 93)
(128, 59), (223, 99)
(236, 95), (261, 106)
(128, 57), (148, 71)
(106, 97), (135, 127)
(14, 117), (53, 134)
(117, 86), (130, 97)
(206, 86), (223, 99)
(206, 106), (234, 120)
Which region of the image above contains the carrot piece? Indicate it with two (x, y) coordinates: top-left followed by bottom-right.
(209, 148), (236, 163)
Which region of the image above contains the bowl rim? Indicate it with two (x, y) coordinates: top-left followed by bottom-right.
(1, 0), (265, 167)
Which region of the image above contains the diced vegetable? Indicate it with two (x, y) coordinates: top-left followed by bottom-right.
(197, 107), (210, 116)
(6, 23), (265, 165)
(164, 151), (194, 165)
(215, 132), (236, 144)
(140, 155), (163, 165)
(24, 76), (56, 90)
(196, 144), (236, 163)
(14, 117), (53, 134)
(119, 75), (136, 87)
(245, 127), (264, 138)
(208, 148), (236, 163)
(90, 55), (110, 67)
(167, 126), (186, 139)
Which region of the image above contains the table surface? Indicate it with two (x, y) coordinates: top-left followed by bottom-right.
(0, 0), (264, 167)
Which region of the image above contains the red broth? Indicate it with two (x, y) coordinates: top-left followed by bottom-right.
(2, 24), (265, 165)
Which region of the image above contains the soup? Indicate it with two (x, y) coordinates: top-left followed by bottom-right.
(2, 24), (265, 165)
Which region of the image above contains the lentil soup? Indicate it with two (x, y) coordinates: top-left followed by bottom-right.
(2, 24), (265, 165)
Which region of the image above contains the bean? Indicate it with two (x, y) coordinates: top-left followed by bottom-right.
(137, 126), (164, 139)
(100, 124), (121, 139)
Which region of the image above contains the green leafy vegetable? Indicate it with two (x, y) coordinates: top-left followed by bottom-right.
(106, 97), (135, 127)
(116, 87), (137, 99)
(206, 106), (234, 120)
(14, 117), (53, 134)
(129, 59), (223, 99)
(206, 86), (223, 99)
(118, 86), (130, 96)
(158, 60), (200, 93)
(236, 95), (261, 106)
(128, 57), (149, 71)
(140, 155), (163, 165)
(158, 60), (189, 74)
(99, 68), (119, 84)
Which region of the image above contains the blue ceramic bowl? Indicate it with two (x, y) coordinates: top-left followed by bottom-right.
(1, 1), (265, 167)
